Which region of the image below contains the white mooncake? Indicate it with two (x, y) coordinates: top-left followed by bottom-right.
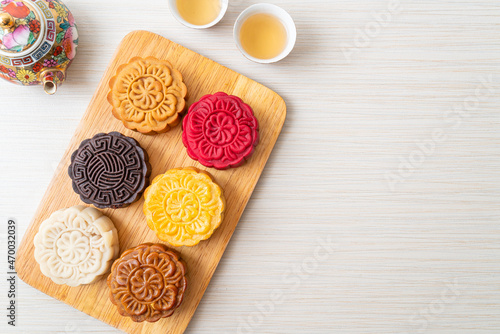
(34, 205), (119, 286)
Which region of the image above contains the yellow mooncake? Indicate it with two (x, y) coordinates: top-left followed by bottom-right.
(143, 167), (225, 246)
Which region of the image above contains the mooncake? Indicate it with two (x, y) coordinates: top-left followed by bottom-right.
(182, 92), (259, 169)
(143, 167), (225, 247)
(107, 243), (187, 322)
(68, 132), (151, 209)
(34, 205), (119, 286)
(108, 57), (188, 134)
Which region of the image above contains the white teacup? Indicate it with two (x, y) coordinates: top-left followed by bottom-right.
(168, 0), (229, 29)
(234, 3), (297, 63)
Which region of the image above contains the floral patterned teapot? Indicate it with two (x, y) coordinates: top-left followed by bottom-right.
(0, 0), (78, 94)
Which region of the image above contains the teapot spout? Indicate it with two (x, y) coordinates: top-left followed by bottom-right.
(40, 69), (64, 95)
(43, 79), (57, 95)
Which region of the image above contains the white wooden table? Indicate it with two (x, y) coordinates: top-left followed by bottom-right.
(1, 0), (499, 333)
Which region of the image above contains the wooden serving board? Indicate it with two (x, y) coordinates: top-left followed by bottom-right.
(16, 30), (286, 334)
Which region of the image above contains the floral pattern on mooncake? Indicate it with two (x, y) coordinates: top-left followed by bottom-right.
(108, 57), (187, 134)
(107, 243), (187, 322)
(143, 167), (225, 247)
(182, 92), (259, 169)
(34, 205), (119, 286)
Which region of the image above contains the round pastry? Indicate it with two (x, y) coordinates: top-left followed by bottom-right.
(107, 243), (187, 322)
(143, 167), (225, 247)
(182, 92), (259, 170)
(34, 205), (119, 287)
(68, 132), (151, 209)
(108, 57), (188, 134)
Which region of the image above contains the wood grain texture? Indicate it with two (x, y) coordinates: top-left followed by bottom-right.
(1, 0), (500, 333)
(14, 30), (286, 334)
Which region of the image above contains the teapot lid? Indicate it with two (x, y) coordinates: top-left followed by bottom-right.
(0, 1), (45, 57)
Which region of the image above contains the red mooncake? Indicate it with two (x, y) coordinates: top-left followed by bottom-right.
(182, 92), (259, 170)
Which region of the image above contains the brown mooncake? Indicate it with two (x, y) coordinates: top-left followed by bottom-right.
(107, 57), (188, 134)
(107, 243), (187, 322)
